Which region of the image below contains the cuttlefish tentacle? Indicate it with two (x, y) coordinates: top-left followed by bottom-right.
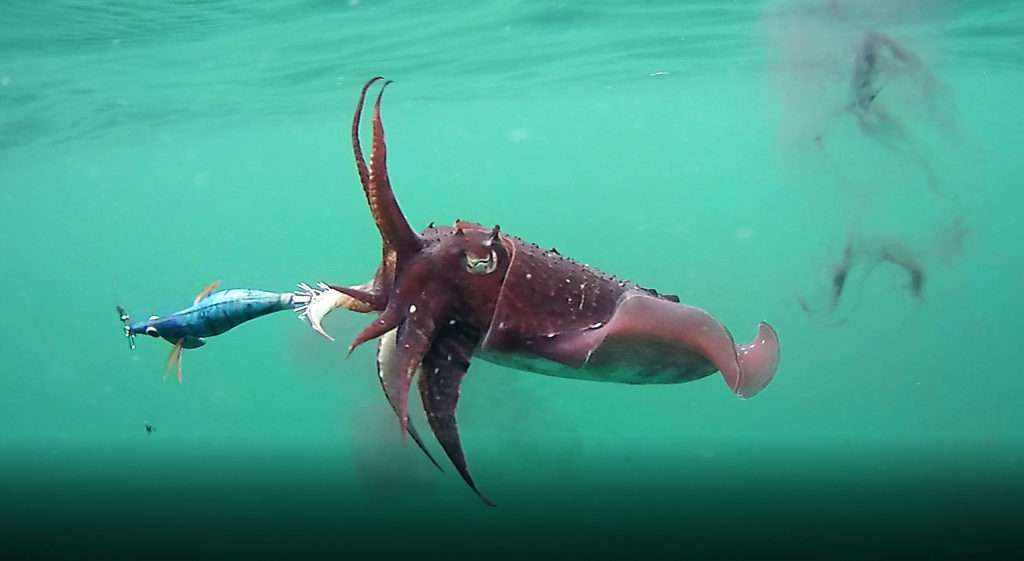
(383, 312), (437, 438)
(364, 285), (448, 435)
(346, 82), (434, 358)
(352, 77), (381, 197)
(299, 80), (416, 341)
(348, 301), (404, 356)
(376, 330), (443, 472)
(367, 81), (421, 257)
(418, 327), (494, 506)
(348, 76), (393, 311)
(348, 79), (477, 479)
(327, 284), (380, 309)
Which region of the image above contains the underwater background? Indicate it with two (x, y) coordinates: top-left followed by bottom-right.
(1, 0), (1021, 558)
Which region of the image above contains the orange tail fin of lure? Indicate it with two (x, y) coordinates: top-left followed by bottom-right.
(193, 280), (221, 305)
(165, 340), (185, 384)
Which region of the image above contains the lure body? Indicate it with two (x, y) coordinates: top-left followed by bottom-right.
(128, 289), (297, 346)
(119, 283), (306, 383)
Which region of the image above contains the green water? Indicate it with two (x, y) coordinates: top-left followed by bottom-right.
(2, 1), (1021, 558)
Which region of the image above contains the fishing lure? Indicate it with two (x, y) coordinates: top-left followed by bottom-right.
(118, 281), (309, 383)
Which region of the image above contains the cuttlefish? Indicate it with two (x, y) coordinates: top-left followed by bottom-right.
(305, 77), (781, 505)
(798, 217), (968, 322)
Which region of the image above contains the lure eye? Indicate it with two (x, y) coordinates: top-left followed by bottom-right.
(464, 249), (498, 275)
(145, 326), (159, 338)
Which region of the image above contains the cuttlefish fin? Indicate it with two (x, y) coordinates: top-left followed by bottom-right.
(193, 280), (221, 305)
(376, 330), (443, 472)
(584, 295), (779, 399)
(418, 329), (494, 507)
(165, 340), (185, 384)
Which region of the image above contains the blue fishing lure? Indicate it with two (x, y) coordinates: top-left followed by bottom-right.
(117, 281), (308, 382)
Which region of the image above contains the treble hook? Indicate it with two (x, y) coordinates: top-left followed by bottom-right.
(117, 305), (136, 350)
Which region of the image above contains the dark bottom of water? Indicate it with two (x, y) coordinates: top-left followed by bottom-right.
(3, 441), (1020, 560)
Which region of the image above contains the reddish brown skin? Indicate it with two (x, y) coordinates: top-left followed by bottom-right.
(333, 78), (781, 506)
(476, 229), (681, 369)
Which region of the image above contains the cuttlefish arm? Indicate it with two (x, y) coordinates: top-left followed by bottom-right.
(294, 282), (442, 470)
(376, 330), (444, 473)
(417, 327), (494, 506)
(293, 77), (410, 338)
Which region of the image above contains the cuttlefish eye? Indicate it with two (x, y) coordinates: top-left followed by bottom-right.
(463, 249), (498, 275)
(145, 326), (159, 338)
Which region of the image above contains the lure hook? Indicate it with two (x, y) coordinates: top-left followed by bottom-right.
(117, 305), (135, 350)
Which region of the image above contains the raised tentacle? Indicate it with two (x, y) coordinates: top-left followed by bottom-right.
(352, 78), (401, 310)
(419, 329), (495, 506)
(367, 80), (421, 256)
(350, 77), (422, 257)
(352, 76), (383, 195)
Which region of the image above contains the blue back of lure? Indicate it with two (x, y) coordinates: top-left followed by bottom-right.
(122, 289), (298, 348)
